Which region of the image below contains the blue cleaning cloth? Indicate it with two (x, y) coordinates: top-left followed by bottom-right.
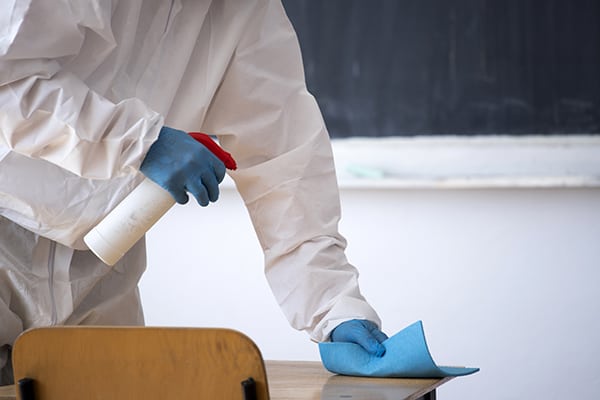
(319, 321), (479, 378)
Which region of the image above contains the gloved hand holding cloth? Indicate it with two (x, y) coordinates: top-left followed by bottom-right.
(330, 319), (388, 357)
(322, 320), (480, 378)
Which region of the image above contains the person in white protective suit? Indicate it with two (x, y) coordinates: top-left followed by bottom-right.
(0, 0), (387, 384)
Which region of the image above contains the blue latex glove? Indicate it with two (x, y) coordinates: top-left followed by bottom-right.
(140, 126), (226, 206)
(330, 319), (388, 357)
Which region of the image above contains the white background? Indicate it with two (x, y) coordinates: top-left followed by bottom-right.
(140, 136), (600, 399)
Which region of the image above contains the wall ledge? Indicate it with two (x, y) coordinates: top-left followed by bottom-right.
(331, 135), (600, 189)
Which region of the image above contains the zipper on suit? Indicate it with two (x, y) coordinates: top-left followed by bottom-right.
(164, 0), (176, 33)
(47, 241), (58, 326)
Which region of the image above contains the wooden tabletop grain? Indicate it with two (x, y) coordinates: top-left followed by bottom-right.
(0, 360), (450, 400)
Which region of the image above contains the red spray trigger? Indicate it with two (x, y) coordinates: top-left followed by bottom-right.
(188, 132), (237, 170)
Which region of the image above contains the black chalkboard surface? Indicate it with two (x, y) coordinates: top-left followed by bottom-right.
(282, 0), (600, 138)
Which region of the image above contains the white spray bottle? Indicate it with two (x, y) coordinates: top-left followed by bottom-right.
(83, 132), (236, 266)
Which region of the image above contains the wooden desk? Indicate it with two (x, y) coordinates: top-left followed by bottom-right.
(0, 384), (14, 400)
(0, 361), (451, 400)
(266, 361), (451, 400)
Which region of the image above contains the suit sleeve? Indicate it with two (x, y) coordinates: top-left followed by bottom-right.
(202, 0), (381, 342)
(0, 0), (161, 179)
(0, 1), (161, 247)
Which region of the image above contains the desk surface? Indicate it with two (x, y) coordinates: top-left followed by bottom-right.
(0, 384), (13, 400)
(0, 360), (451, 400)
(266, 360), (450, 400)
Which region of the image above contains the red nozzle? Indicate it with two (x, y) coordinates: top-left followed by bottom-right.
(188, 132), (237, 170)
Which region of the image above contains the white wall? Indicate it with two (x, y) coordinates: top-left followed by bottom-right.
(140, 137), (600, 400)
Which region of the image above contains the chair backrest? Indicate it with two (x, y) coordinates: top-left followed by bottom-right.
(12, 326), (269, 400)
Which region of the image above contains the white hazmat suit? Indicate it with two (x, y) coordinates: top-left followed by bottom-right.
(0, 0), (381, 382)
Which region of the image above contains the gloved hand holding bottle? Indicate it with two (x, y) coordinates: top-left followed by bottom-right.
(330, 319), (388, 357)
(84, 126), (232, 266)
(140, 126), (227, 206)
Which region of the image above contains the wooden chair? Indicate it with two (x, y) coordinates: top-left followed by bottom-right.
(11, 326), (269, 399)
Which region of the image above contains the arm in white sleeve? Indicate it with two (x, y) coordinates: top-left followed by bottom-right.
(0, 1), (161, 179)
(0, 1), (164, 247)
(202, 0), (381, 342)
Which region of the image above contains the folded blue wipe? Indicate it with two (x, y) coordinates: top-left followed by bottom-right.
(319, 321), (479, 378)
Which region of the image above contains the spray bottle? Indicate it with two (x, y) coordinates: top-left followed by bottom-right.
(83, 132), (237, 266)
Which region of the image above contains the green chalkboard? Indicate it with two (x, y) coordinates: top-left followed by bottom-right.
(282, 0), (600, 138)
